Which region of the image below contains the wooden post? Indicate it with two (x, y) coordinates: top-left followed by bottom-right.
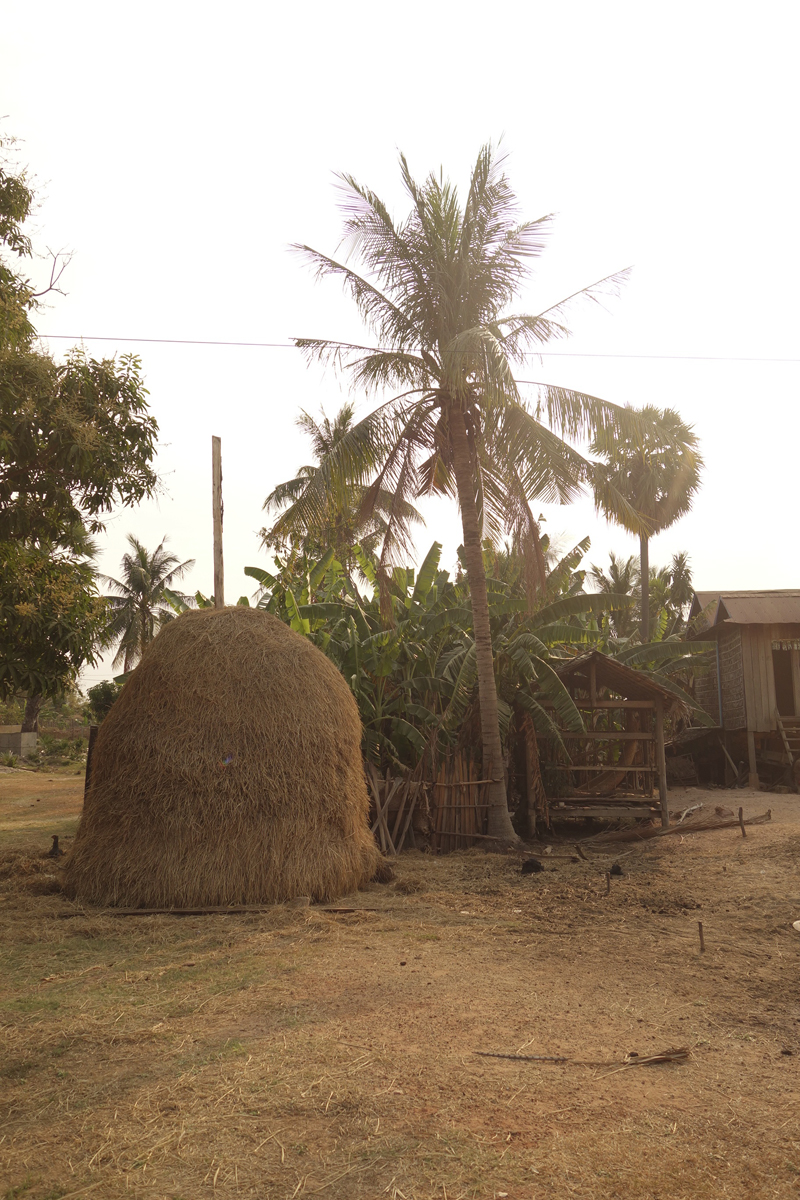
(654, 698), (669, 828)
(84, 724), (99, 799)
(212, 436), (224, 609)
(746, 729), (759, 789)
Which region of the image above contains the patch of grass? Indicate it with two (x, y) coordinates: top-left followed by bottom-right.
(0, 995), (61, 1013)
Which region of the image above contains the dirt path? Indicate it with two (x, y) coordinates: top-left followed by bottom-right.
(1, 782), (799, 1199)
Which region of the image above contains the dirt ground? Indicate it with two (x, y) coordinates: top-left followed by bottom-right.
(1, 771), (799, 1200)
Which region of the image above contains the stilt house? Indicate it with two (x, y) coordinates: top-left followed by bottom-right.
(689, 590), (800, 784)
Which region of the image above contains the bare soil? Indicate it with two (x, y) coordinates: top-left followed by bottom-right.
(1, 773), (799, 1200)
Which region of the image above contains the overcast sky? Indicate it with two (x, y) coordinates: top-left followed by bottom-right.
(3, 1), (799, 686)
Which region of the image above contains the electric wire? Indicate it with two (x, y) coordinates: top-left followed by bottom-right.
(34, 333), (800, 364)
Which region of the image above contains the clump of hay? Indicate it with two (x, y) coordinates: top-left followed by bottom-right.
(64, 607), (380, 907)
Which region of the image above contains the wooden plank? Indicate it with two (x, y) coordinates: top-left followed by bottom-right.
(551, 805), (658, 820)
(211, 435), (225, 608)
(790, 648), (800, 718)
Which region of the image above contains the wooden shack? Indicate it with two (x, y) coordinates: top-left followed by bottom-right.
(689, 590), (800, 785)
(536, 651), (686, 827)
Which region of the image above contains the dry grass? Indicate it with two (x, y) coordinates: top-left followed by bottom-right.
(64, 607), (379, 908)
(1, 784), (800, 1198)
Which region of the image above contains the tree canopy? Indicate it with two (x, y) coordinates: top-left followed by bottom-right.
(592, 405), (702, 640)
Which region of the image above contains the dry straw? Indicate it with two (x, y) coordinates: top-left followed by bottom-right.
(64, 607), (380, 907)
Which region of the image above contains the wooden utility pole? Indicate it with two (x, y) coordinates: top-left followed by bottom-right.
(212, 435), (224, 608)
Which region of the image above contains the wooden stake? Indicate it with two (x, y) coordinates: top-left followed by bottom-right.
(738, 806), (747, 838)
(605, 871), (611, 895)
(212, 435), (224, 608)
(84, 724), (99, 799)
(698, 920), (705, 952)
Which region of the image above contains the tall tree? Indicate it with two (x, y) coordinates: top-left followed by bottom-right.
(262, 402), (422, 564)
(102, 536), (195, 671)
(588, 552), (640, 639)
(1, 135), (161, 722)
(287, 145), (646, 841)
(0, 540), (109, 730)
(592, 405), (702, 640)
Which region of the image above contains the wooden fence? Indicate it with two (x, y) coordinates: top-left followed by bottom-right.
(366, 754), (490, 854)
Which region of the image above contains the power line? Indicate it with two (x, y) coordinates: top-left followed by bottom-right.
(34, 332), (800, 364)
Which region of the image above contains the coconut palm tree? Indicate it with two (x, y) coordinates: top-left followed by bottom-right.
(589, 552), (640, 639)
(102, 535), (194, 671)
(592, 406), (702, 641)
(287, 145), (645, 841)
(262, 402), (422, 566)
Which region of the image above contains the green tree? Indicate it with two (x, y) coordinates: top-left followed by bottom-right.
(1, 346), (159, 549)
(592, 405), (702, 641)
(588, 552), (640, 638)
(0, 541), (109, 729)
(84, 679), (123, 724)
(0, 136), (161, 722)
(262, 402), (422, 565)
(1, 135), (37, 352)
(287, 145), (643, 840)
(103, 536), (195, 671)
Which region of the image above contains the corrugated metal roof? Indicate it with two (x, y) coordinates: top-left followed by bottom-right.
(690, 590), (800, 626)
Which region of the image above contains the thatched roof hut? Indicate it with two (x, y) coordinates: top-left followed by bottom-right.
(64, 607), (380, 907)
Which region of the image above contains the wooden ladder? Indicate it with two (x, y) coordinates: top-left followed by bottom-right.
(776, 712), (800, 766)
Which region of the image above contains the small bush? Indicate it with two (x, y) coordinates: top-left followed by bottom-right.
(1, 751), (17, 768)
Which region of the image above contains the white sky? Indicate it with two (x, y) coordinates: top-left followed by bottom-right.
(3, 1), (799, 686)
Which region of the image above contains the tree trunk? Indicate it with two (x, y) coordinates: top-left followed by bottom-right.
(639, 533), (650, 642)
(21, 691), (43, 733)
(449, 406), (518, 843)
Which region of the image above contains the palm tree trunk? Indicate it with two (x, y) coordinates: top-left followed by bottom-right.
(640, 533), (650, 642)
(449, 407), (518, 842)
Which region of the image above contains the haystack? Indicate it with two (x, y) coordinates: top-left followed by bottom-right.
(64, 607), (380, 907)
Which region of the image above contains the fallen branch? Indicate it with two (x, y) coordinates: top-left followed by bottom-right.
(476, 1047), (690, 1069)
(581, 809), (771, 846)
(55, 904), (393, 919)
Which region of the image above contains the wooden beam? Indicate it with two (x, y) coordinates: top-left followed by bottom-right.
(654, 698), (669, 828)
(212, 435), (224, 609)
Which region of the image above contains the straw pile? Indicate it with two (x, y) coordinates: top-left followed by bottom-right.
(64, 607), (380, 907)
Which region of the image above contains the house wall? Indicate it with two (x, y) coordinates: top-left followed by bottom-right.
(694, 662), (720, 725)
(737, 623), (800, 732)
(719, 628), (746, 730)
(740, 625), (775, 732)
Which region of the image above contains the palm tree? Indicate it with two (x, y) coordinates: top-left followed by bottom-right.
(588, 552), (640, 639)
(287, 145), (645, 841)
(102, 535), (194, 671)
(592, 405), (702, 641)
(262, 402), (422, 565)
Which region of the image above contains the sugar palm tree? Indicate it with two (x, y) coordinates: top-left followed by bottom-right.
(288, 145), (645, 841)
(102, 535), (194, 671)
(592, 406), (702, 641)
(262, 402), (422, 565)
